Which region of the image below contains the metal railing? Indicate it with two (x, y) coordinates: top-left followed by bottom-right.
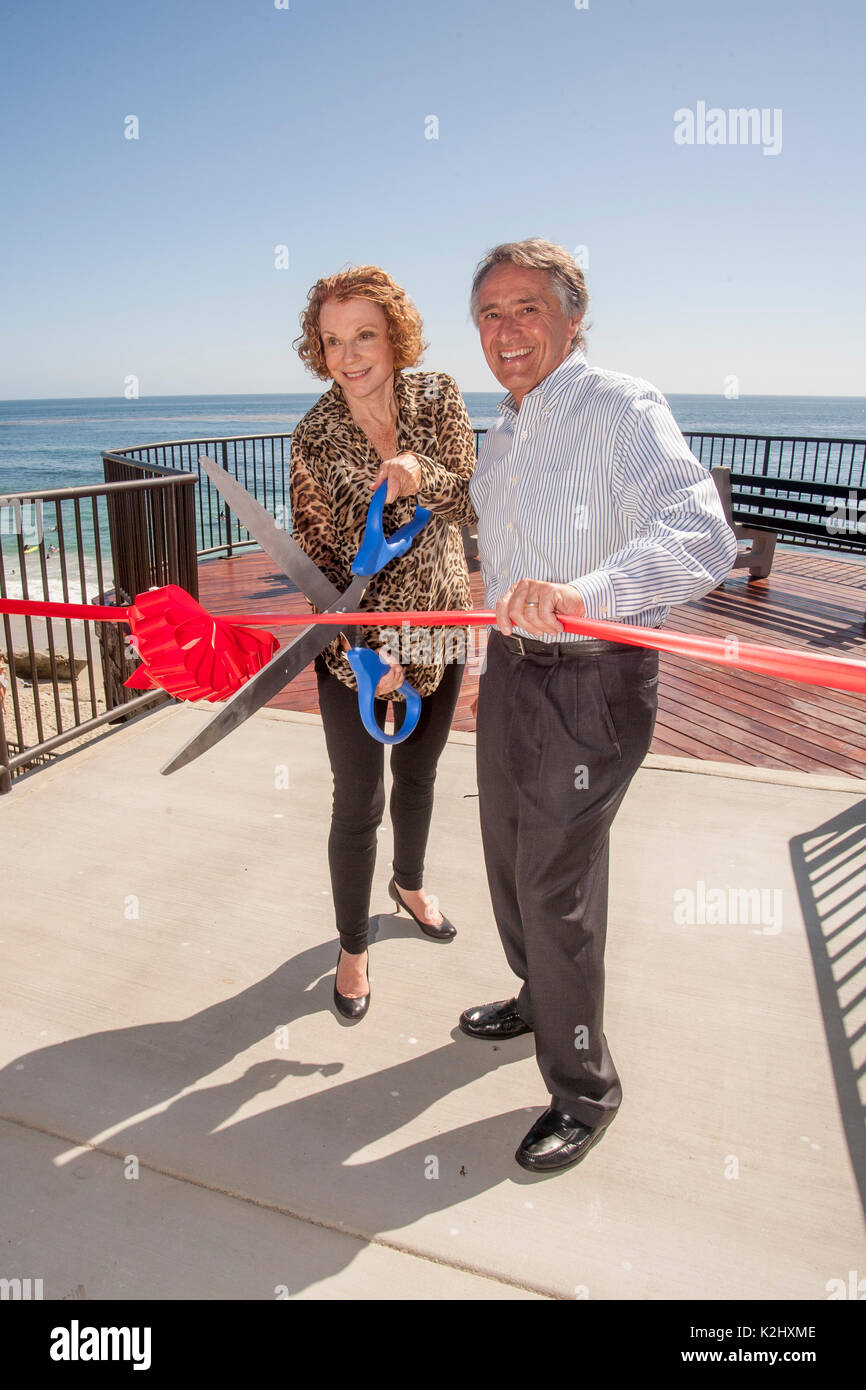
(4, 426), (863, 793)
(682, 434), (866, 550)
(683, 432), (866, 487)
(0, 473), (198, 793)
(108, 428), (866, 560)
(105, 435), (293, 558)
(104, 433), (492, 560)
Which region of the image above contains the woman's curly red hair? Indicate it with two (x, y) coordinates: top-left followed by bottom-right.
(294, 265), (427, 380)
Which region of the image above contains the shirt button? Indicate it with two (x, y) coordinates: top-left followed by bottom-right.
(521, 430), (529, 441)
(600, 606), (609, 616)
(506, 522), (514, 531)
(510, 476), (518, 485)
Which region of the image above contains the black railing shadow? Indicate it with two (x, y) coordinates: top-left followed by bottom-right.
(790, 801), (866, 1218)
(0, 924), (535, 1297)
(700, 578), (866, 653)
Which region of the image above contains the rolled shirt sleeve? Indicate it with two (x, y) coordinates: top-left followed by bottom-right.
(569, 392), (738, 619)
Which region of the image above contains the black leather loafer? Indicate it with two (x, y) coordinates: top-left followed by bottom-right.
(458, 998), (533, 1040)
(515, 1107), (607, 1173)
(333, 948), (370, 1021)
(388, 876), (456, 942)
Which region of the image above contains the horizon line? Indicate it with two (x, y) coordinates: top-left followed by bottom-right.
(3, 390), (866, 405)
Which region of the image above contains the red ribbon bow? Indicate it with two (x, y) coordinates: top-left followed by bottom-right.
(122, 586), (278, 701)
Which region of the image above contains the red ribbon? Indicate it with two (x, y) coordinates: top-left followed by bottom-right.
(2, 587), (865, 696)
(0, 589), (277, 702)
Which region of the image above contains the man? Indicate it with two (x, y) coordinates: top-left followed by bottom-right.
(460, 239), (737, 1174)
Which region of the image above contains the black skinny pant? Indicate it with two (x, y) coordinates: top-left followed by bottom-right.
(315, 657), (464, 954)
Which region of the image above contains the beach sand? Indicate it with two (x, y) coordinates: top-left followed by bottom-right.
(1, 615), (111, 763)
(2, 612), (94, 660)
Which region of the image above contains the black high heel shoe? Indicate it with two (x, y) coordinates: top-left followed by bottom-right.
(388, 876), (457, 942)
(334, 947), (370, 1021)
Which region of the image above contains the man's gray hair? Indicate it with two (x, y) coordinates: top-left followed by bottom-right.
(470, 238), (589, 350)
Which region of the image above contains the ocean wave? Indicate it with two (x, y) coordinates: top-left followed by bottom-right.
(0, 551), (115, 605)
(0, 413), (307, 427)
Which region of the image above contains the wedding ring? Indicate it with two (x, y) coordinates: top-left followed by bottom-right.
(525, 601), (538, 607)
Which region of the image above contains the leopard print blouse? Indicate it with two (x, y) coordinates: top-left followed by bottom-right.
(289, 370), (478, 699)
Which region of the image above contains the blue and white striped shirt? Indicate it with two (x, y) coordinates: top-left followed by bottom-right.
(469, 348), (738, 640)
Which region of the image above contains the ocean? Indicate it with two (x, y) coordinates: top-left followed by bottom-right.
(2, 391), (865, 604)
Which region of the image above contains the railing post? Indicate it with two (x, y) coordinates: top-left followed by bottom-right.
(761, 438), (771, 476)
(180, 476), (199, 600)
(221, 440), (233, 557)
(0, 666), (12, 794)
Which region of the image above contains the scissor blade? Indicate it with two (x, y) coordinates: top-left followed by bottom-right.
(160, 627), (315, 774)
(199, 454), (340, 612)
(160, 574), (369, 775)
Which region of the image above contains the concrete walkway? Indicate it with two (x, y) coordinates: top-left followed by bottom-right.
(1, 704), (864, 1300)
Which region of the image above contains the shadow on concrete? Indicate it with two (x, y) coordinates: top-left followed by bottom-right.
(0, 921), (535, 1296)
(790, 799), (866, 1218)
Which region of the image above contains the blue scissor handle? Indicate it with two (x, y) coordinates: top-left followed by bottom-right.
(351, 481), (431, 577)
(345, 647), (422, 745)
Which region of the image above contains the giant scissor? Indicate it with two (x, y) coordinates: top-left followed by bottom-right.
(160, 457), (430, 774)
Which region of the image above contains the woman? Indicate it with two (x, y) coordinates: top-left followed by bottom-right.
(290, 266), (477, 1021)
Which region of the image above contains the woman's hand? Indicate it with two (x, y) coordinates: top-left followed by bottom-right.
(339, 632), (405, 699)
(370, 452), (422, 504)
(373, 648), (406, 699)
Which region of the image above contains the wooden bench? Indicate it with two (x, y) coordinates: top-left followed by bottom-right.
(711, 467), (777, 578)
(711, 467), (866, 579)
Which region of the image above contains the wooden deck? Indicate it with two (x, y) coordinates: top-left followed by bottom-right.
(197, 546), (866, 778)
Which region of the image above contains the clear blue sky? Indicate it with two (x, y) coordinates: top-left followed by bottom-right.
(1, 0), (863, 399)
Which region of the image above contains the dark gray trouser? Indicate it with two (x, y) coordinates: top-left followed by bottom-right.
(475, 631), (659, 1127)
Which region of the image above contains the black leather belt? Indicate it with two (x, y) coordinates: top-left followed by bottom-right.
(497, 632), (626, 657)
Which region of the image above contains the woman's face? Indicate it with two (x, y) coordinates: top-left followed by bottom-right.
(319, 297), (395, 403)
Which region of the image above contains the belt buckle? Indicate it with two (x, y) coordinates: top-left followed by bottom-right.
(512, 634), (526, 655)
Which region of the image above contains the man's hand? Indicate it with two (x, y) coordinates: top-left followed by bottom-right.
(495, 578), (586, 637)
(370, 452), (422, 504)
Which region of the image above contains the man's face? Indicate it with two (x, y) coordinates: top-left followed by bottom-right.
(476, 263), (582, 407)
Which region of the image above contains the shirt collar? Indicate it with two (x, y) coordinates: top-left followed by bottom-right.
(497, 347), (587, 418)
